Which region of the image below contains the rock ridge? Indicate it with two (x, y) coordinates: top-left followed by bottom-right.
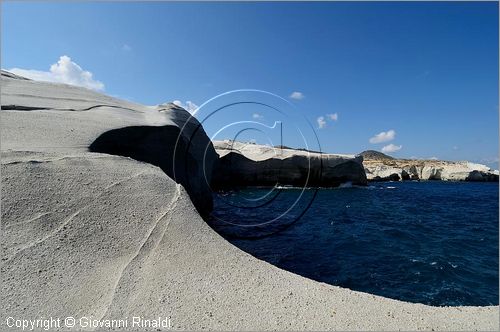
(363, 156), (499, 182)
(212, 140), (367, 188)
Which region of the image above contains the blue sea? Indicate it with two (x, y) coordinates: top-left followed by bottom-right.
(209, 181), (499, 306)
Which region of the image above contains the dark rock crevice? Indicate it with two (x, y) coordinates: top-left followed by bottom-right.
(1, 105), (51, 111)
(2, 104), (143, 113)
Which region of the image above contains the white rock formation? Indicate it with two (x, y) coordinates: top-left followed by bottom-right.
(365, 159), (498, 182)
(212, 140), (367, 187)
(1, 71), (498, 330)
(1, 71), (217, 214)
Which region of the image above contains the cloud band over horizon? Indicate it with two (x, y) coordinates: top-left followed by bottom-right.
(8, 55), (104, 91)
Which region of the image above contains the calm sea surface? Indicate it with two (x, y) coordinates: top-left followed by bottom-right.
(210, 181), (499, 306)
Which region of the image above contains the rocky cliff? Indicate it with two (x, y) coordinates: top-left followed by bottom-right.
(1, 71), (497, 330)
(212, 140), (367, 188)
(361, 150), (499, 182)
(1, 70), (217, 215)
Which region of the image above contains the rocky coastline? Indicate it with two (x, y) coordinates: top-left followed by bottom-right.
(212, 140), (367, 188)
(210, 143), (498, 188)
(1, 71), (498, 330)
(361, 150), (499, 182)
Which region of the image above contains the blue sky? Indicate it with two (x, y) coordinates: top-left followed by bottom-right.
(2, 2), (498, 167)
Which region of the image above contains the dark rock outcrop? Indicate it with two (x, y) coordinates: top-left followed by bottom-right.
(360, 150), (394, 160)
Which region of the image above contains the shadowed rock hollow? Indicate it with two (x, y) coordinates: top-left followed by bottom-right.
(88, 104), (217, 216)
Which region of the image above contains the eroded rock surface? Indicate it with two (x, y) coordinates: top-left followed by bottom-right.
(1, 72), (498, 331)
(361, 150), (499, 182)
(1, 70), (217, 214)
(212, 140), (367, 188)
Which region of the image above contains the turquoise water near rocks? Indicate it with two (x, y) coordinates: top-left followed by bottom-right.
(210, 182), (499, 306)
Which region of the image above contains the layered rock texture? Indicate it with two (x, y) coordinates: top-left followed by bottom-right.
(1, 72), (498, 330)
(361, 150), (499, 182)
(212, 140), (367, 188)
(1, 71), (217, 215)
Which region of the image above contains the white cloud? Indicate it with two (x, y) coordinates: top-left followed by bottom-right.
(315, 113), (338, 129)
(289, 91), (304, 100)
(9, 55), (104, 91)
(173, 100), (199, 115)
(429, 156), (439, 160)
(317, 116), (326, 129)
(252, 113), (263, 119)
(327, 113), (338, 121)
(369, 129), (396, 144)
(381, 144), (402, 153)
(122, 44), (132, 52)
